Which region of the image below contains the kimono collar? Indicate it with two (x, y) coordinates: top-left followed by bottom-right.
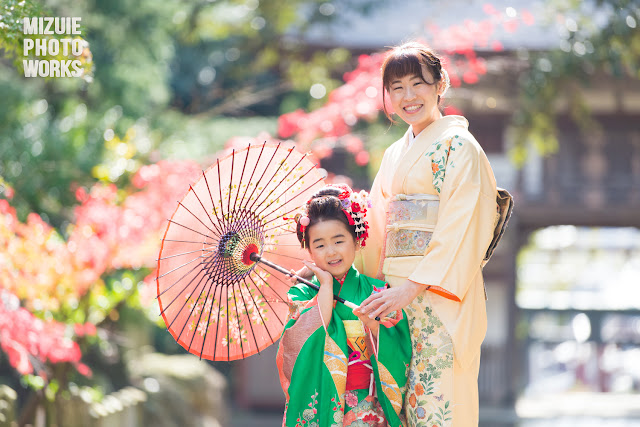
(333, 266), (358, 290)
(407, 126), (417, 149)
(392, 115), (469, 195)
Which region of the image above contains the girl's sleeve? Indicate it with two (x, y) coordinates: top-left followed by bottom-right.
(276, 284), (324, 400)
(277, 285), (350, 426)
(371, 307), (412, 427)
(408, 138), (497, 301)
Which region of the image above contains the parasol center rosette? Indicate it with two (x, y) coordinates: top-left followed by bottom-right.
(205, 209), (264, 282)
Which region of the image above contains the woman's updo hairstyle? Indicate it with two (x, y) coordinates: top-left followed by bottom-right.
(381, 41), (450, 121)
(296, 187), (357, 249)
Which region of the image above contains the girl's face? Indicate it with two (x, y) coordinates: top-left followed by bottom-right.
(306, 219), (357, 279)
(388, 64), (444, 136)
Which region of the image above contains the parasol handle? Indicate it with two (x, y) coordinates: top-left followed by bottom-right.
(249, 253), (378, 320)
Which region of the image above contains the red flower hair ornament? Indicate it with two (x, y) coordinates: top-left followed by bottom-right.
(296, 183), (372, 247)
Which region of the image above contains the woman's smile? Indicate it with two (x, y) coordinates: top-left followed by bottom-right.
(388, 64), (444, 135)
(403, 103), (423, 114)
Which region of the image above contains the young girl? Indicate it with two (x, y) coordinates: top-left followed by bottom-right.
(276, 184), (412, 427)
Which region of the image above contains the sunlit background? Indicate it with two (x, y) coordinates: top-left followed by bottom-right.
(0, 0), (639, 425)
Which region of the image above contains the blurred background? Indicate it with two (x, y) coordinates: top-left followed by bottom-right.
(0, 0), (639, 426)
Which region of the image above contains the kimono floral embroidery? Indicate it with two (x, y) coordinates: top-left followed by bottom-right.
(293, 391), (344, 427)
(403, 294), (454, 426)
(385, 196), (438, 257)
(342, 394), (386, 426)
(345, 391), (359, 407)
(425, 135), (464, 194)
(295, 391), (319, 427)
(385, 229), (432, 257)
(287, 299), (306, 322)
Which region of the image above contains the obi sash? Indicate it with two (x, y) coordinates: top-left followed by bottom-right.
(385, 194), (439, 258)
(343, 320), (374, 394)
(385, 190), (513, 263)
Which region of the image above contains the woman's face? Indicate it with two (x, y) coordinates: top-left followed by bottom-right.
(306, 219), (356, 279)
(388, 64), (443, 136)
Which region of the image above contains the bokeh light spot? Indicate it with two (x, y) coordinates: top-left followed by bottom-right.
(104, 129), (114, 142)
(626, 15), (636, 28)
(319, 3), (335, 16)
(365, 86), (377, 98)
(310, 83), (327, 99)
(251, 16), (265, 30)
(198, 67), (216, 85)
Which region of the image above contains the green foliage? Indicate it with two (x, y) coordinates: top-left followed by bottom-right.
(166, 0), (380, 116)
(0, 0), (180, 226)
(0, 0), (93, 80)
(0, 0), (389, 228)
(510, 0), (639, 165)
(0, 0), (45, 67)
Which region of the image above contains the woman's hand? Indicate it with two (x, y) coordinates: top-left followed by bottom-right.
(358, 279), (425, 320)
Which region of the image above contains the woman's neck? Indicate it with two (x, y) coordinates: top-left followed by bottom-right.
(413, 111), (443, 136)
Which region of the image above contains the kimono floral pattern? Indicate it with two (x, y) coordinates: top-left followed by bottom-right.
(403, 294), (454, 427)
(293, 391), (344, 427)
(384, 229), (432, 257)
(385, 198), (438, 257)
(343, 391), (387, 426)
(425, 135), (464, 194)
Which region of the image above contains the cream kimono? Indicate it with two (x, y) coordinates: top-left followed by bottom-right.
(355, 115), (497, 426)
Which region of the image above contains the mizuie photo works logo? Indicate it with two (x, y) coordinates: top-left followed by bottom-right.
(22, 16), (92, 79)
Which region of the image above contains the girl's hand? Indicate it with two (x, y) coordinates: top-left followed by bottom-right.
(303, 261), (334, 328)
(288, 265), (313, 285)
(358, 279), (424, 320)
(302, 261), (333, 289)
(353, 306), (379, 336)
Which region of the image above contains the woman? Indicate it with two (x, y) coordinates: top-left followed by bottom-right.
(355, 41), (498, 426)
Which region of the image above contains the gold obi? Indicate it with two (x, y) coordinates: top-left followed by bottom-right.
(343, 320), (371, 361)
(385, 194), (439, 258)
(343, 320), (366, 338)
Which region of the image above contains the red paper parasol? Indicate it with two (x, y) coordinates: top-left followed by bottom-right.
(156, 143), (330, 361)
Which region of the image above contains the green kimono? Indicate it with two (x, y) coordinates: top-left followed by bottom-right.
(276, 266), (412, 427)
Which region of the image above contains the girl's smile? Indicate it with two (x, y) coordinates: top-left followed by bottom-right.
(306, 219), (357, 279)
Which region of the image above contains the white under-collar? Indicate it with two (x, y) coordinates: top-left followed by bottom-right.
(407, 126), (424, 149)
